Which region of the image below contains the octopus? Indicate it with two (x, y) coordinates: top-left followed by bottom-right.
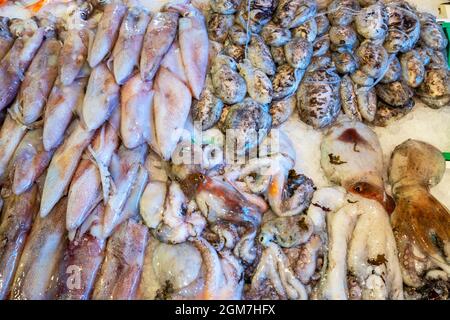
(389, 140), (450, 288)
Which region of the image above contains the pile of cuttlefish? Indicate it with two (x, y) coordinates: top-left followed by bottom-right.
(0, 0), (448, 300)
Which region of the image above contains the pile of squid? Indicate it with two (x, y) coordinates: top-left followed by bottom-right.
(0, 0), (448, 300)
(0, 0), (319, 300)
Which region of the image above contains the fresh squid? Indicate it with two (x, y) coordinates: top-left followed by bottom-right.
(98, 144), (147, 239)
(120, 74), (153, 149)
(160, 41), (188, 84)
(59, 28), (90, 86)
(87, 1), (127, 68)
(43, 76), (88, 151)
(111, 6), (150, 85)
(0, 113), (27, 183)
(10, 128), (54, 195)
(9, 197), (67, 300)
(0, 17), (13, 60)
(81, 63), (120, 131)
(152, 67), (192, 160)
(140, 11), (178, 82)
(40, 120), (95, 217)
(55, 204), (106, 300)
(17, 27), (61, 124)
(66, 111), (119, 235)
(0, 26), (45, 111)
(389, 140), (450, 288)
(165, 3), (209, 99)
(92, 219), (148, 300)
(0, 184), (39, 300)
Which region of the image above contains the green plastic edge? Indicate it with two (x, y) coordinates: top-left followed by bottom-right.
(441, 22), (450, 68)
(444, 152), (450, 161)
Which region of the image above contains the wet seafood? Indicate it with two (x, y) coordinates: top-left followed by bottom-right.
(43, 77), (88, 151)
(221, 98), (272, 155)
(380, 56), (401, 84)
(356, 86), (377, 123)
(0, 17), (13, 61)
(211, 54), (246, 104)
(389, 140), (450, 288)
(9, 197), (67, 300)
(339, 75), (361, 121)
(315, 13), (330, 36)
(356, 40), (389, 79)
(321, 120), (394, 213)
(0, 184), (39, 299)
(100, 144), (147, 239)
(238, 59), (273, 105)
(160, 41), (188, 84)
(167, 3), (209, 99)
(373, 99), (414, 127)
(271, 46), (287, 66)
(292, 19), (317, 43)
(10, 128), (54, 195)
(228, 24), (247, 46)
(297, 69), (341, 129)
(0, 26), (45, 111)
(234, 0), (275, 33)
(400, 50), (424, 88)
(17, 28), (61, 124)
(248, 34), (276, 76)
(419, 13), (448, 51)
(92, 219), (148, 300)
(355, 3), (388, 40)
(332, 51), (357, 75)
(88, 1), (127, 68)
(261, 22), (291, 47)
(192, 74), (224, 130)
(40, 120), (95, 217)
(138, 237), (243, 299)
(195, 175), (262, 264)
(211, 0), (241, 15)
(312, 34), (330, 57)
(55, 204), (106, 300)
(329, 25), (357, 52)
(270, 95), (296, 127)
(274, 0), (317, 29)
(247, 241), (308, 300)
(327, 0), (359, 27)
(284, 37), (313, 69)
(207, 12), (233, 43)
(376, 81), (413, 107)
(0, 113), (27, 182)
(272, 64), (305, 101)
(140, 11), (178, 82)
(66, 112), (119, 235)
(150, 181), (206, 244)
(152, 67), (192, 160)
(120, 74), (153, 149)
(81, 63), (120, 131)
(317, 194), (403, 300)
(416, 67), (450, 109)
(111, 6), (150, 85)
(59, 28), (90, 86)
